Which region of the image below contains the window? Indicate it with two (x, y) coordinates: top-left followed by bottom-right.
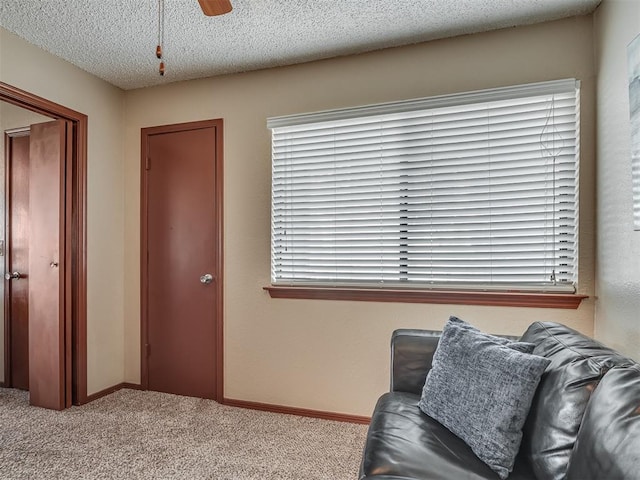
(268, 79), (580, 296)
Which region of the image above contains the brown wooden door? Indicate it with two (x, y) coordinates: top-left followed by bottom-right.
(28, 120), (68, 410)
(142, 120), (223, 400)
(5, 130), (30, 390)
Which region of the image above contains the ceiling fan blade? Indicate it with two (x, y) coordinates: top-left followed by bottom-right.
(198, 0), (233, 16)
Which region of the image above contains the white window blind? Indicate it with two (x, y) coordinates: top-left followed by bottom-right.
(268, 79), (580, 292)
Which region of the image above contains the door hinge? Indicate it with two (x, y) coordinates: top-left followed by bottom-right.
(145, 157), (151, 170)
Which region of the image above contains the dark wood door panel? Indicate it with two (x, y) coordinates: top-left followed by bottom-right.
(28, 120), (66, 410)
(145, 123), (220, 399)
(6, 132), (30, 390)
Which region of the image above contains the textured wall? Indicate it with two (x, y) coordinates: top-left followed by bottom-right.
(593, 0), (640, 361)
(0, 14), (602, 412)
(124, 16), (597, 416)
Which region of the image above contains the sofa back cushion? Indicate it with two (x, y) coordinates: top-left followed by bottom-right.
(565, 365), (640, 480)
(518, 322), (634, 480)
(390, 329), (441, 395)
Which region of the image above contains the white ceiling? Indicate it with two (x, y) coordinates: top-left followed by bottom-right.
(0, 0), (601, 91)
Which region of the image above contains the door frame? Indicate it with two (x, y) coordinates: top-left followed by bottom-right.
(140, 119), (224, 401)
(0, 81), (88, 406)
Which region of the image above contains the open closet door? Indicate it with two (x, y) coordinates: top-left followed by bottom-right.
(28, 119), (70, 410)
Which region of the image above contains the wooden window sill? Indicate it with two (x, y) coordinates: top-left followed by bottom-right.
(263, 286), (587, 309)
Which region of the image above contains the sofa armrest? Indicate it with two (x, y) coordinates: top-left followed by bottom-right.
(391, 329), (441, 395)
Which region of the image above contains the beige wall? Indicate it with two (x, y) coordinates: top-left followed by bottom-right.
(0, 15), (601, 414)
(124, 16), (597, 416)
(0, 28), (126, 394)
(593, 0), (640, 361)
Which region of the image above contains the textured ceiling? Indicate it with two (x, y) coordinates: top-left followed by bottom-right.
(0, 0), (601, 91)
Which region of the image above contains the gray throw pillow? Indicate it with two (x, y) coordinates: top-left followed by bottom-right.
(418, 318), (550, 479)
(447, 316), (534, 352)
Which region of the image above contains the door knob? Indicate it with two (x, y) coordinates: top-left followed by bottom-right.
(200, 273), (214, 284)
(4, 271), (21, 280)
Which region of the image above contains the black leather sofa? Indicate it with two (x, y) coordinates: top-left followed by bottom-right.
(359, 322), (640, 480)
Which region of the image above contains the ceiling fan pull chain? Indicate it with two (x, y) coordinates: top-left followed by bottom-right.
(157, 0), (165, 75)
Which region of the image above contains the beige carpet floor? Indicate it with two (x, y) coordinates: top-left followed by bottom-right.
(0, 388), (368, 480)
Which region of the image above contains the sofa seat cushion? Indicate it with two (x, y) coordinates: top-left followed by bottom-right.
(360, 392), (536, 480)
(518, 322), (635, 480)
(565, 365), (640, 480)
